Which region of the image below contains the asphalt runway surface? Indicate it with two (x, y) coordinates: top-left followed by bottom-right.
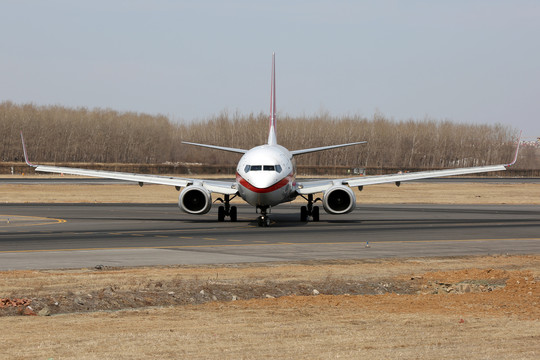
(1, 203), (539, 270)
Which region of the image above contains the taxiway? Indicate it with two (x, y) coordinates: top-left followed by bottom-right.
(1, 203), (538, 270)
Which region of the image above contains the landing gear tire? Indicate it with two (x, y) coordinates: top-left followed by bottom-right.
(218, 206), (225, 222)
(230, 206), (237, 222)
(216, 194), (238, 222)
(257, 215), (271, 227)
(300, 206), (308, 222)
(300, 194), (322, 223)
(312, 206), (320, 222)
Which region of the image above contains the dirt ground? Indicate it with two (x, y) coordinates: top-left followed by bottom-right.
(1, 255), (539, 359)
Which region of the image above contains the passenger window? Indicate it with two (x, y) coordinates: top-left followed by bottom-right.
(263, 165), (275, 171)
(251, 165), (262, 171)
(275, 165), (282, 173)
(244, 165), (250, 173)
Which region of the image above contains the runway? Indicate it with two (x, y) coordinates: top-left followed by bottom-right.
(1, 203), (539, 270)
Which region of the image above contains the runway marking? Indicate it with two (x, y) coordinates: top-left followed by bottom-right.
(203, 238), (217, 241)
(0, 215), (66, 228)
(179, 236), (193, 239)
(1, 237), (538, 254)
(154, 235), (168, 238)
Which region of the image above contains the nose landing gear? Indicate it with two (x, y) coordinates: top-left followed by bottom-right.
(256, 206), (271, 227)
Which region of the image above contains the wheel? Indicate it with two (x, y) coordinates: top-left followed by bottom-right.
(218, 206), (225, 222)
(230, 206), (237, 222)
(300, 206), (308, 222)
(312, 206), (320, 222)
(257, 216), (264, 227)
(265, 217), (271, 227)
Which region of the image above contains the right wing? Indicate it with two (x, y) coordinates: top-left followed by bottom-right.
(21, 133), (238, 195)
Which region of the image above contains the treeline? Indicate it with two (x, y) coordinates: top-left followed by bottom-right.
(0, 101), (530, 169)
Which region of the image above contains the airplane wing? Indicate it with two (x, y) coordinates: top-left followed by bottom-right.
(20, 133), (237, 195)
(297, 135), (520, 195)
(296, 164), (508, 195)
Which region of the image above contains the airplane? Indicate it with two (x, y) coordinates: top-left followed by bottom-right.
(21, 53), (520, 227)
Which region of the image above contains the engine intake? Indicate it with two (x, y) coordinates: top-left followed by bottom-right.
(322, 186), (356, 214)
(179, 186), (212, 214)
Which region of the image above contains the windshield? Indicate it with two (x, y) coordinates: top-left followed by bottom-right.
(244, 164), (282, 173)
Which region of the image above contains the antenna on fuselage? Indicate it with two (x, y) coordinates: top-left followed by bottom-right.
(267, 52), (277, 146)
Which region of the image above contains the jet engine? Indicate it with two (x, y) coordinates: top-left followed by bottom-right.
(178, 185), (212, 214)
(322, 185), (356, 214)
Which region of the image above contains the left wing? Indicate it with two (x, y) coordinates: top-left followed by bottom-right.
(297, 164), (508, 195)
(20, 133), (237, 195)
(297, 136), (520, 195)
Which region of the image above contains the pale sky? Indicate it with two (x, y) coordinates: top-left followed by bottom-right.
(2, 0), (539, 137)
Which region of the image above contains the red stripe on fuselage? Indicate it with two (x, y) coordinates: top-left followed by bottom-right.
(236, 172), (294, 194)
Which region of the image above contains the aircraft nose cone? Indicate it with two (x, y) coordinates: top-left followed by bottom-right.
(249, 173), (278, 189)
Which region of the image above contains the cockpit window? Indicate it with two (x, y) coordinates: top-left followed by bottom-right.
(246, 165), (282, 172)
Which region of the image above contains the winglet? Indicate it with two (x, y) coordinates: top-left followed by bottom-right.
(267, 52), (277, 145)
(20, 131), (36, 167)
(505, 130), (522, 167)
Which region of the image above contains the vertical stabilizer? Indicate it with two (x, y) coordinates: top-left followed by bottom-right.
(267, 53), (277, 145)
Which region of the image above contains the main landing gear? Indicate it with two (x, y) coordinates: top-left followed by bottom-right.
(215, 194), (238, 222)
(256, 206), (271, 227)
(300, 194), (321, 222)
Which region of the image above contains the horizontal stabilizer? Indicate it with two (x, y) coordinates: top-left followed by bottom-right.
(290, 141), (366, 156)
(182, 141), (248, 154)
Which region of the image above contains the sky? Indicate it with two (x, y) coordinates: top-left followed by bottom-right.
(2, 0), (539, 138)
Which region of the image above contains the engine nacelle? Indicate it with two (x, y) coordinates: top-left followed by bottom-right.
(322, 185), (356, 214)
(178, 185), (212, 215)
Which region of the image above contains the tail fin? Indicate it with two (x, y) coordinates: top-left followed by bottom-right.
(267, 52), (277, 145)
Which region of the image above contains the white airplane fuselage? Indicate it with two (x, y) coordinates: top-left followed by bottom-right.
(236, 144), (297, 207)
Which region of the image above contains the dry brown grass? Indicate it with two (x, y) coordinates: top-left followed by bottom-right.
(1, 181), (540, 204)
(1, 256), (539, 359)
